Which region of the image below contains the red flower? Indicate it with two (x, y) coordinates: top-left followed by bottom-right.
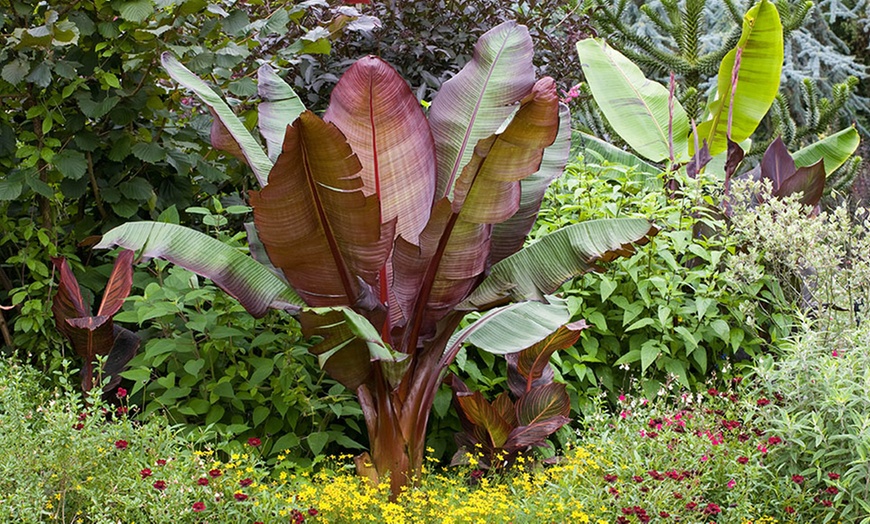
(673, 492), (683, 499)
(757, 398), (770, 407)
(73, 423), (84, 431)
(785, 506), (795, 514)
(659, 512), (670, 518)
(767, 436), (782, 445)
(78, 413), (88, 421)
(648, 470), (665, 480)
(685, 502), (698, 511)
(608, 486), (619, 498)
(192, 501), (205, 512)
(116, 406), (128, 416)
(632, 475), (644, 483)
(704, 503), (721, 515)
(116, 387), (127, 399)
(234, 492), (248, 501)
(239, 478), (253, 487)
(737, 456), (749, 465)
(153, 480), (166, 491)
(247, 437), (261, 447)
(792, 475), (805, 484)
(821, 499), (833, 507)
(140, 468), (152, 479)
(115, 440), (128, 450)
(197, 477), (209, 486)
(826, 486), (839, 495)
(604, 474), (618, 483)
(308, 508), (319, 516)
(470, 469), (484, 480)
(707, 388), (719, 396)
(828, 472), (840, 480)
(208, 469), (222, 478)
(156, 459), (167, 466)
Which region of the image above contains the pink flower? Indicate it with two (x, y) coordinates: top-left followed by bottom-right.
(618, 395), (626, 402)
(115, 387), (127, 399)
(727, 479), (736, 489)
(700, 455), (709, 462)
(832, 350), (839, 357)
(757, 444), (768, 454)
(247, 437), (261, 447)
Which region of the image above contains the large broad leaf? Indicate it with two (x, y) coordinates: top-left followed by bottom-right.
(451, 382), (512, 449)
(249, 111), (395, 307)
(428, 21), (536, 200)
(103, 325), (141, 391)
(511, 321), (587, 394)
(792, 126), (860, 176)
(515, 382), (571, 426)
(394, 79), (560, 337)
(760, 137), (796, 191)
(161, 52), (273, 186)
(324, 56), (436, 245)
(459, 218), (656, 310)
(489, 103), (572, 265)
(576, 38), (689, 163)
(693, 0), (783, 156)
(97, 249), (135, 317)
(504, 414), (571, 450)
(776, 160), (826, 206)
(257, 64), (306, 163)
(95, 222), (304, 317)
(441, 299), (572, 367)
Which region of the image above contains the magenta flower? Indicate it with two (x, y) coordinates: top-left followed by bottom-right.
(192, 501), (205, 512)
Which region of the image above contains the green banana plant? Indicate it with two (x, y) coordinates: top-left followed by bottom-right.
(96, 22), (656, 496)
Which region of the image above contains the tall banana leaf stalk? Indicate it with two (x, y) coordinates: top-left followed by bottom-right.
(96, 22), (656, 496)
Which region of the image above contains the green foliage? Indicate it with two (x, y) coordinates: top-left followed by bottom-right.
(753, 322), (870, 521)
(116, 244), (365, 466)
(524, 158), (796, 403)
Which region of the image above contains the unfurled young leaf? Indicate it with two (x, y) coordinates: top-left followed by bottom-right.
(51, 251), (140, 392)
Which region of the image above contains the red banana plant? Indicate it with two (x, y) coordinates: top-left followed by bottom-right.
(96, 22), (656, 496)
(51, 250), (140, 393)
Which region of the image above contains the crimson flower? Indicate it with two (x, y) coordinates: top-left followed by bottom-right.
(234, 492), (248, 501)
(73, 423), (84, 431)
(673, 492), (683, 499)
(116, 387), (127, 399)
(153, 480), (166, 491)
(826, 486), (839, 495)
(247, 437), (261, 447)
(308, 508), (319, 516)
(470, 469), (484, 481)
(115, 440), (128, 450)
(156, 459), (167, 466)
(821, 499), (833, 507)
(140, 468), (152, 479)
(197, 477), (209, 486)
(685, 502), (698, 510)
(828, 472), (841, 480)
(792, 475), (805, 484)
(707, 388), (719, 396)
(704, 503), (721, 515)
(785, 506), (795, 514)
(208, 469), (222, 478)
(116, 406), (128, 416)
(604, 474), (618, 483)
(737, 456), (749, 464)
(239, 478), (253, 487)
(632, 475), (644, 483)
(767, 436), (782, 445)
(608, 486), (619, 498)
(192, 501), (205, 512)
(659, 512), (670, 518)
(757, 398), (771, 407)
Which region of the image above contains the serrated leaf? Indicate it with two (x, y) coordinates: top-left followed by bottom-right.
(118, 0), (153, 23)
(120, 178), (153, 201)
(131, 141), (165, 163)
(2, 59), (30, 85)
(52, 150), (87, 180)
(263, 8), (290, 34)
(0, 171), (25, 200)
(77, 95), (120, 119)
(26, 62), (51, 87)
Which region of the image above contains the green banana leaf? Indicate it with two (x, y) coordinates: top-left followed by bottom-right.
(573, 131), (662, 177)
(792, 126), (861, 175)
(95, 221), (304, 317)
(458, 218), (657, 310)
(693, 0), (783, 156)
(576, 38), (689, 163)
(257, 64), (306, 163)
(161, 52), (273, 186)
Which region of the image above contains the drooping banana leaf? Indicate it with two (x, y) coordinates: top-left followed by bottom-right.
(324, 56), (436, 245)
(459, 218), (657, 310)
(257, 64), (306, 163)
(573, 131), (661, 177)
(249, 111), (395, 307)
(489, 103), (572, 265)
(161, 52), (273, 187)
(441, 298), (572, 366)
(95, 222), (304, 317)
(299, 307), (409, 391)
(792, 126), (860, 175)
(576, 38), (689, 163)
(428, 20), (536, 200)
(693, 0), (783, 156)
